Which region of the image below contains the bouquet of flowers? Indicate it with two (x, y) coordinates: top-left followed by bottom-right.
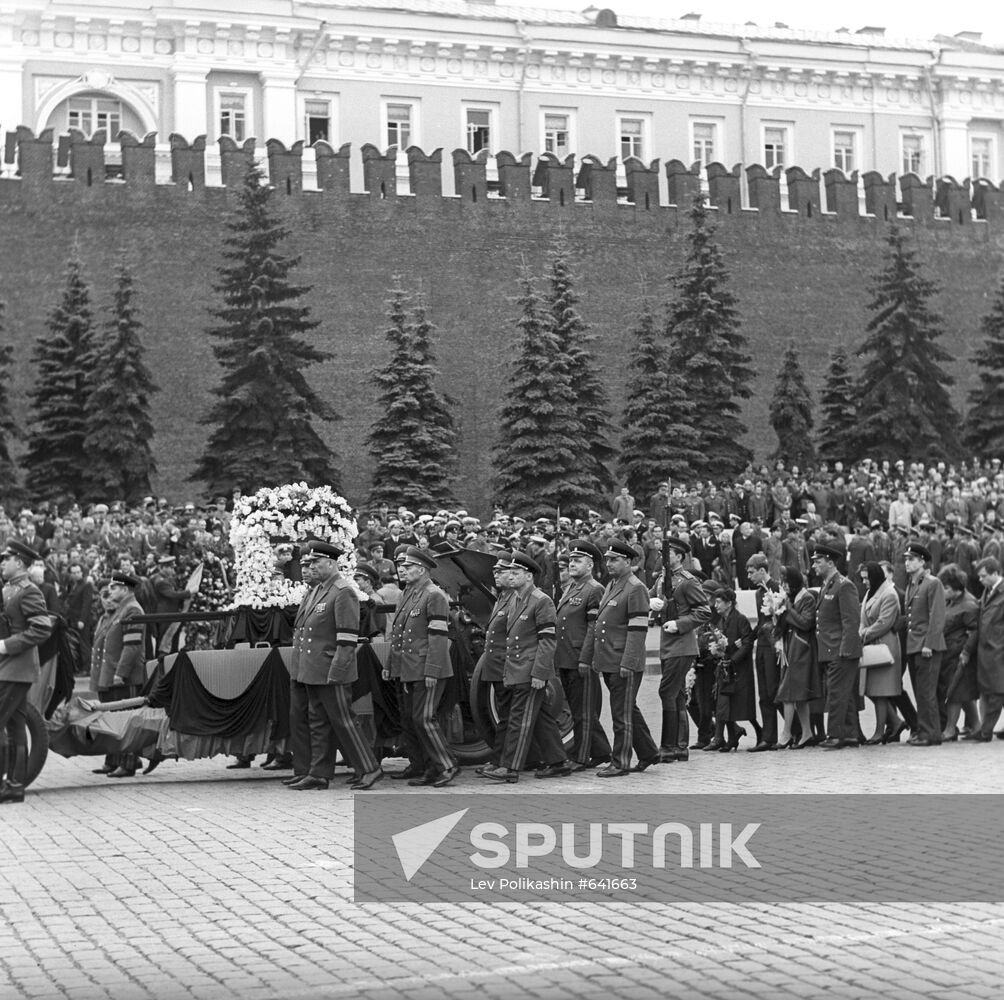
(228, 482), (357, 610)
(708, 627), (729, 662)
(761, 588), (788, 618)
(708, 627), (736, 694)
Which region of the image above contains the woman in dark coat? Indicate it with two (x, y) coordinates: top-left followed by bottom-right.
(704, 588), (755, 752)
(938, 563), (979, 740)
(775, 566), (820, 749)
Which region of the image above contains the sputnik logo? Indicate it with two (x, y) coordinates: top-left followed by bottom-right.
(392, 808), (469, 881)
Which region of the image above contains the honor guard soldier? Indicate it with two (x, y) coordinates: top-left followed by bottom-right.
(555, 540), (612, 770)
(289, 541), (383, 791)
(473, 552), (516, 776)
(90, 572), (147, 778)
(384, 546), (459, 788)
(586, 540), (659, 777)
(812, 542), (864, 749)
(486, 551), (569, 783)
(0, 541), (53, 804)
(649, 535), (710, 763)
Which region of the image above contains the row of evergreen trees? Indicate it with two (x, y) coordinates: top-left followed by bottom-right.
(0, 255), (158, 507)
(4, 161), (1004, 512)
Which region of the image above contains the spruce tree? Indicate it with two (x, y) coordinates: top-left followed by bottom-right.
(0, 303), (22, 507)
(962, 276), (1004, 459)
(769, 341), (816, 466)
(665, 194), (753, 479)
(83, 260), (159, 504)
(192, 162), (338, 495)
(619, 303), (702, 495)
(23, 251), (94, 500)
(492, 269), (593, 518)
(367, 285), (458, 508)
(545, 233), (615, 502)
(850, 227), (959, 461)
(816, 345), (856, 464)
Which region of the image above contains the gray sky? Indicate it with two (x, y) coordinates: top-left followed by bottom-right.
(532, 0), (1003, 45)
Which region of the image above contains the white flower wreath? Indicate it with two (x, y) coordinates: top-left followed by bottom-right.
(227, 482), (358, 609)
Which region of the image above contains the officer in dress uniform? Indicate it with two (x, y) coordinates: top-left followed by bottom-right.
(649, 535), (710, 763)
(485, 551), (569, 783)
(556, 540), (612, 770)
(472, 552), (516, 776)
(384, 546), (459, 787)
(812, 543), (864, 749)
(903, 542), (947, 746)
(90, 572), (147, 778)
(585, 540), (659, 777)
(0, 541), (53, 804)
(288, 541), (383, 791)
(281, 549), (320, 786)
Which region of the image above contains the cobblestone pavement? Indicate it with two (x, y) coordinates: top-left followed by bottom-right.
(4, 676), (1003, 1000)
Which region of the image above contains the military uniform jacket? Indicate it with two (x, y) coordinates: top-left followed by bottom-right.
(92, 596), (146, 689)
(965, 581), (1004, 695)
(290, 576), (360, 686)
(814, 571), (863, 663)
(387, 579), (451, 682)
(0, 572), (52, 684)
(476, 590), (514, 683)
(904, 572), (947, 654)
(502, 587), (557, 687)
(554, 577), (603, 670)
(653, 567), (710, 658)
(589, 573), (650, 674)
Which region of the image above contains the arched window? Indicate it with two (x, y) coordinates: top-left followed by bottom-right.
(45, 91), (145, 139)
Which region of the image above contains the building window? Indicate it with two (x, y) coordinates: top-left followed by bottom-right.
(971, 136), (994, 178)
(833, 130), (857, 173)
(691, 121), (718, 166)
(386, 102), (413, 148)
(465, 108), (492, 154)
(305, 100), (330, 144)
(901, 132), (926, 175)
(619, 117), (645, 160)
(219, 91), (247, 141)
(763, 125), (789, 169)
(68, 96), (121, 138)
(544, 113), (571, 157)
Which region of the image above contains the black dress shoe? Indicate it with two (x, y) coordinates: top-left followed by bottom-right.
(996, 731), (1004, 740)
(408, 771), (438, 787)
(261, 760), (292, 771)
(596, 765), (631, 777)
(631, 754), (661, 772)
(431, 766), (460, 788)
(747, 741), (772, 753)
(92, 765), (112, 774)
(791, 739), (814, 750)
(484, 768), (519, 783)
(586, 756), (611, 767)
(961, 732), (991, 742)
(390, 766), (425, 780)
(569, 762), (590, 772)
(351, 768), (386, 791)
(226, 760), (252, 770)
(475, 764), (500, 776)
(291, 776), (329, 790)
(667, 750), (689, 762)
(703, 739), (724, 751)
(0, 781), (25, 804)
(883, 722), (908, 744)
(819, 738), (844, 749)
(281, 774), (306, 786)
(142, 751), (165, 775)
(535, 762), (572, 779)
(107, 766), (137, 778)
(863, 735), (884, 746)
(908, 737), (941, 747)
(689, 742), (708, 751)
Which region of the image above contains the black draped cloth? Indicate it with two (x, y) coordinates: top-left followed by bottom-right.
(224, 606), (298, 648)
(146, 648), (291, 740)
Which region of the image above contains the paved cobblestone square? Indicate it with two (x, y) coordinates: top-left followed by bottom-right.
(4, 676), (1003, 1000)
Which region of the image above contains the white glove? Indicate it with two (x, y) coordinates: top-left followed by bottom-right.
(649, 597), (665, 613)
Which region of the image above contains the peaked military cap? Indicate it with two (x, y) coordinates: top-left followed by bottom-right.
(401, 546), (437, 570)
(303, 540), (344, 560)
(568, 539), (603, 563)
(110, 572), (139, 588)
(905, 543), (932, 562)
(510, 550), (542, 575)
(353, 562), (381, 586)
(605, 540), (640, 561)
(3, 540), (39, 564)
(665, 536), (692, 556)
(810, 543), (843, 561)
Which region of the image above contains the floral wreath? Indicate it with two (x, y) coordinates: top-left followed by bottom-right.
(228, 482), (358, 609)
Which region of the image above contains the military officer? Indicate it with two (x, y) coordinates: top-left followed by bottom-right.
(555, 539), (611, 770)
(0, 541), (53, 804)
(486, 551), (568, 783)
(384, 546), (458, 787)
(649, 535), (710, 763)
(281, 549), (320, 786)
(903, 542), (946, 746)
(585, 540), (659, 776)
(289, 541), (383, 791)
(91, 571), (147, 778)
(472, 552), (516, 776)
(812, 543), (864, 749)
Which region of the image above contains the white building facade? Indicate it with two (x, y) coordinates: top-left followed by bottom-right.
(2, 0), (1004, 193)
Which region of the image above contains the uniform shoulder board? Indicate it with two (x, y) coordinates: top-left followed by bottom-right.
(678, 569), (696, 581)
(332, 578), (352, 590)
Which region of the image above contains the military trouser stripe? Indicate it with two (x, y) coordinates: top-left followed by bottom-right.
(330, 684), (378, 775)
(509, 686), (542, 770)
(419, 680), (455, 771)
(579, 671), (596, 764)
(619, 674), (636, 770)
